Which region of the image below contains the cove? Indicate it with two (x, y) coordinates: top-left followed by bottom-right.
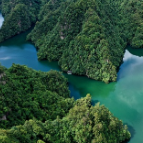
(0, 18), (143, 143)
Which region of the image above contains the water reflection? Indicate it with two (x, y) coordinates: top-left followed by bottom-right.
(117, 48), (143, 110)
(118, 50), (143, 80)
(0, 13), (4, 28)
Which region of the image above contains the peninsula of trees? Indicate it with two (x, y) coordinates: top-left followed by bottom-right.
(0, 64), (131, 143)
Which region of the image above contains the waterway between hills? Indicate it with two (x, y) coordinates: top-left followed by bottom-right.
(1, 13), (143, 143)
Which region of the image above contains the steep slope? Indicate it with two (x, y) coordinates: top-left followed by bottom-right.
(0, 64), (74, 128)
(120, 0), (143, 48)
(0, 94), (131, 143)
(0, 0), (41, 42)
(27, 0), (125, 83)
(0, 0), (143, 83)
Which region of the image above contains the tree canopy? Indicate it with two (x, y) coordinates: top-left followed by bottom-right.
(0, 64), (131, 142)
(27, 0), (143, 83)
(0, 0), (41, 42)
(0, 0), (143, 83)
(0, 64), (73, 128)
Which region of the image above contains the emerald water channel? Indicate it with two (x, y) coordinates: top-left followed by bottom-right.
(0, 15), (143, 143)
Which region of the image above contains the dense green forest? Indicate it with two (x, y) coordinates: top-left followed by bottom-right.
(0, 63), (72, 128)
(0, 0), (41, 42)
(1, 0), (141, 142)
(0, 64), (130, 143)
(0, 0), (143, 83)
(27, 0), (143, 83)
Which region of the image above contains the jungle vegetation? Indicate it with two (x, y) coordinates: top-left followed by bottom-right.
(0, 0), (136, 142)
(0, 0), (143, 83)
(0, 64), (130, 143)
(0, 0), (41, 42)
(0, 63), (72, 128)
(27, 0), (143, 83)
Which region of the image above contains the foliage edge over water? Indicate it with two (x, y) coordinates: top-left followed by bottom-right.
(0, 0), (143, 83)
(0, 64), (131, 143)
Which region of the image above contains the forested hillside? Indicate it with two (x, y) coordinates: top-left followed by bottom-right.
(120, 0), (143, 48)
(0, 64), (72, 129)
(0, 64), (131, 142)
(0, 0), (143, 83)
(28, 0), (122, 83)
(0, 0), (41, 42)
(27, 0), (143, 83)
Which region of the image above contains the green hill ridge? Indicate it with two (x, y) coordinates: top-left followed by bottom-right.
(0, 0), (143, 83)
(0, 64), (131, 143)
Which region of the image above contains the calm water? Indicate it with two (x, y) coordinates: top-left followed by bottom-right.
(0, 15), (143, 143)
(0, 13), (4, 28)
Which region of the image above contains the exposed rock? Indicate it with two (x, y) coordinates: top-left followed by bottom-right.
(0, 115), (7, 121)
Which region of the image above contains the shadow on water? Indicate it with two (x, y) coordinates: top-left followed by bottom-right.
(126, 123), (136, 140)
(69, 81), (100, 105)
(122, 123), (136, 143)
(39, 60), (60, 71)
(69, 83), (81, 100)
(64, 73), (116, 99)
(127, 45), (143, 57)
(0, 28), (33, 47)
(91, 99), (99, 106)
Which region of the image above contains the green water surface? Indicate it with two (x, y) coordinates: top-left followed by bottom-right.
(0, 16), (143, 143)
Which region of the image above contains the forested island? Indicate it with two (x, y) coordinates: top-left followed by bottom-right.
(0, 64), (130, 143)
